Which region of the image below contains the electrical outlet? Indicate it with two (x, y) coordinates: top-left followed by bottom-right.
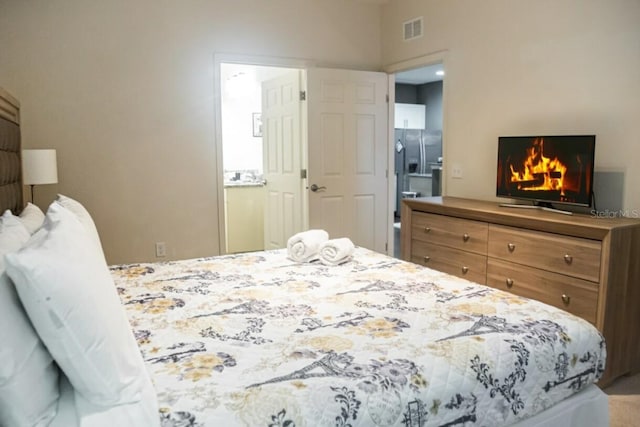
(451, 164), (463, 179)
(155, 242), (167, 257)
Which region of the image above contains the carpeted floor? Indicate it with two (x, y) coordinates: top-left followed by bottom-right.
(603, 372), (640, 426)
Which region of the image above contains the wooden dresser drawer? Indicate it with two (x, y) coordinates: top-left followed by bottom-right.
(487, 259), (598, 324)
(412, 240), (487, 284)
(488, 224), (602, 282)
(411, 212), (488, 255)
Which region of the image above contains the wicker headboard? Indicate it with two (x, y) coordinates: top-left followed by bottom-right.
(0, 87), (23, 215)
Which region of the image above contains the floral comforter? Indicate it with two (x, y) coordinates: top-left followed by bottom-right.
(111, 248), (605, 427)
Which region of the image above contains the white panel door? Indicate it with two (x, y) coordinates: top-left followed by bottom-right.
(307, 68), (388, 253)
(262, 71), (304, 249)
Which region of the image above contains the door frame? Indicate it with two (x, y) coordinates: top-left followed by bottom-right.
(384, 50), (449, 199)
(214, 54), (400, 257)
(213, 53), (314, 254)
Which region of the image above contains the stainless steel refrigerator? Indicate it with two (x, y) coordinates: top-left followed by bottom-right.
(394, 128), (442, 216)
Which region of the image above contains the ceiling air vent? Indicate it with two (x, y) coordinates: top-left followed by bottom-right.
(403, 17), (423, 42)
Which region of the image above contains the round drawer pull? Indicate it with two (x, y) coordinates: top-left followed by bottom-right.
(563, 254), (573, 264)
(462, 233), (470, 242)
(424, 227), (431, 233)
(506, 278), (514, 288)
(461, 266), (469, 274)
(507, 243), (516, 252)
(423, 256), (430, 263)
(561, 294), (571, 306)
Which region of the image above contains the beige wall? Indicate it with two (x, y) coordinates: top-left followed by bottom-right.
(382, 0), (640, 211)
(0, 0), (382, 264)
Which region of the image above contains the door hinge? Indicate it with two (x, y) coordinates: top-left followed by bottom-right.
(385, 169), (388, 178)
(300, 169), (307, 179)
(300, 91), (306, 101)
(385, 242), (388, 252)
(386, 94), (389, 103)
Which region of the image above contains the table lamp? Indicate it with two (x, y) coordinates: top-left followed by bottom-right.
(22, 149), (58, 204)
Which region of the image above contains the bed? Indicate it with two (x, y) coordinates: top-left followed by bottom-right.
(0, 86), (610, 426)
(101, 247), (609, 427)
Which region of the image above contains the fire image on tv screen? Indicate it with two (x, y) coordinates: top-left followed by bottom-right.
(496, 135), (596, 207)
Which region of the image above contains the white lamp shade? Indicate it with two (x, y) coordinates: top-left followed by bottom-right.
(22, 149), (58, 185)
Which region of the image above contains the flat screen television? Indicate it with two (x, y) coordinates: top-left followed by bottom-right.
(496, 135), (596, 209)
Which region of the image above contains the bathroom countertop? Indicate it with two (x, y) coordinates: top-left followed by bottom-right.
(224, 181), (265, 188)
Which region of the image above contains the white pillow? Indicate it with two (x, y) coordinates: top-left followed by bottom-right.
(56, 194), (105, 258)
(0, 210), (60, 427)
(74, 370), (160, 427)
(5, 202), (152, 407)
(50, 373), (160, 427)
(19, 202), (46, 234)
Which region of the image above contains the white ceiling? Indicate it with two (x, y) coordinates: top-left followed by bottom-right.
(395, 63), (444, 85)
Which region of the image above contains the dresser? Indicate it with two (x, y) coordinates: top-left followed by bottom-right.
(400, 196), (640, 386)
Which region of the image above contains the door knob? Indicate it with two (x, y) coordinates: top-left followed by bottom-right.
(310, 184), (326, 192)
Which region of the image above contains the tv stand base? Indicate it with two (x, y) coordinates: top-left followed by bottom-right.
(499, 202), (573, 215)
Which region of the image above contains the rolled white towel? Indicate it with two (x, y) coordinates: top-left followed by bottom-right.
(287, 229), (329, 262)
(319, 237), (355, 266)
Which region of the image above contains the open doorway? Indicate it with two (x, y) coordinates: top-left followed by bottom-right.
(216, 57), (392, 257)
(391, 62), (445, 258)
(219, 62), (302, 254)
